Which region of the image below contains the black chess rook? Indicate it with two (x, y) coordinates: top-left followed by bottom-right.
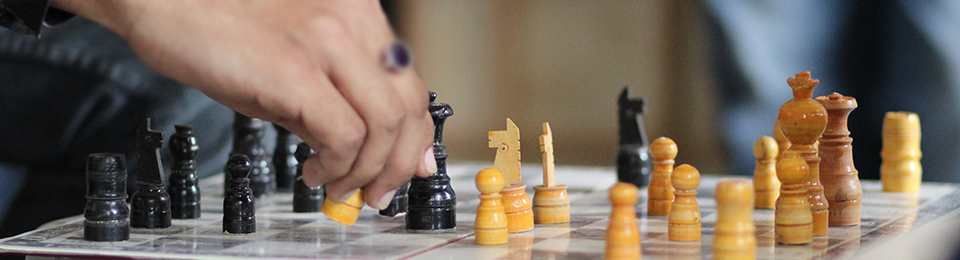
(293, 143), (324, 212)
(168, 125), (201, 219)
(130, 118), (172, 229)
(274, 124), (300, 192)
(226, 112), (274, 198)
(224, 154), (257, 234)
(84, 153), (130, 241)
(406, 92), (457, 231)
(616, 87), (653, 188)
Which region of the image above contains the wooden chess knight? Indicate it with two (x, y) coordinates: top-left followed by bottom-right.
(130, 118), (172, 229)
(616, 87), (653, 188)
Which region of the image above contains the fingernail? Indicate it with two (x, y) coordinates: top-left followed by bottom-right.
(338, 189), (359, 203)
(424, 147), (438, 174)
(376, 190), (398, 210)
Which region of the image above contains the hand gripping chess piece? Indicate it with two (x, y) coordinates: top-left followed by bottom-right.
(406, 92), (457, 230)
(605, 182), (641, 260)
(168, 125), (201, 219)
(475, 168), (509, 245)
(616, 87), (653, 188)
(223, 154), (256, 234)
(489, 118), (533, 233)
(84, 153), (130, 241)
(713, 179), (756, 260)
(775, 151), (813, 244)
(648, 137), (677, 215)
(533, 122), (570, 224)
(130, 118), (172, 229)
(817, 92), (862, 226)
(668, 164), (701, 241)
(881, 112), (922, 193)
(777, 71), (829, 236)
(293, 143), (324, 212)
(753, 136), (779, 209)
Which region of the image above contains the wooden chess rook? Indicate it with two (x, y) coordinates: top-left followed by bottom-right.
(713, 179), (756, 260)
(648, 137), (677, 215)
(475, 168), (509, 245)
(753, 136), (779, 209)
(817, 92), (862, 226)
(533, 122), (570, 224)
(775, 151), (813, 244)
(777, 71), (829, 236)
(881, 112), (922, 193)
(668, 164), (701, 241)
(606, 182), (641, 260)
(84, 153), (130, 242)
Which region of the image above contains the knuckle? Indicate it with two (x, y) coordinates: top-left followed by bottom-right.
(305, 15), (349, 41)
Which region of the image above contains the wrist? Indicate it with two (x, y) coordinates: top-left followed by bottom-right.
(49, 0), (143, 39)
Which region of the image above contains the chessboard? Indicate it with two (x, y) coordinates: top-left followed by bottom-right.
(1, 162), (958, 260)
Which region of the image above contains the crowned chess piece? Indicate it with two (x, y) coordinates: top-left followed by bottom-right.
(406, 92), (457, 231)
(168, 125), (201, 219)
(130, 118), (172, 229)
(616, 87), (653, 188)
(84, 153), (130, 241)
(777, 71), (829, 236)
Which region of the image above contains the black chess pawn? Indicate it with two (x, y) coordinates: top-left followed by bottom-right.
(224, 154), (256, 234)
(406, 92), (457, 231)
(130, 118), (172, 228)
(379, 181), (409, 217)
(293, 142), (324, 212)
(226, 112), (274, 198)
(616, 87), (653, 188)
(273, 124), (300, 192)
(84, 153), (130, 241)
(168, 125), (201, 219)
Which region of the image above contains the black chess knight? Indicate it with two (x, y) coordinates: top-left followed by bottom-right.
(293, 142), (324, 212)
(224, 154), (256, 234)
(130, 118), (172, 228)
(168, 125), (201, 219)
(84, 153), (130, 241)
(273, 124), (300, 192)
(226, 112), (274, 198)
(617, 87), (653, 188)
(406, 92), (456, 231)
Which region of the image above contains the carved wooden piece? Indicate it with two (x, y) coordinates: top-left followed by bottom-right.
(475, 168), (508, 245)
(816, 92), (862, 226)
(753, 136), (779, 209)
(668, 164), (701, 241)
(648, 137), (677, 216)
(533, 122), (570, 224)
(775, 151), (812, 244)
(777, 71), (829, 236)
(713, 179), (756, 260)
(322, 189), (363, 225)
(502, 183), (534, 233)
(489, 118), (522, 184)
(605, 182), (641, 260)
(881, 112), (922, 193)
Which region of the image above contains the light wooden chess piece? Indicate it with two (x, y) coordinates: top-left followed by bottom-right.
(322, 189), (363, 225)
(775, 151), (813, 244)
(489, 118), (533, 233)
(777, 71), (829, 236)
(713, 179), (756, 260)
(475, 168), (508, 245)
(533, 122), (570, 224)
(817, 92), (862, 226)
(606, 182), (641, 260)
(648, 137), (678, 216)
(881, 112), (922, 193)
(753, 136), (780, 209)
(773, 122), (791, 160)
(668, 164), (701, 241)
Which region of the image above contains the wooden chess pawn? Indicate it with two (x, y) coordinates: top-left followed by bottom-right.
(881, 112), (922, 193)
(475, 168), (509, 245)
(223, 154), (256, 234)
(753, 136), (779, 209)
(817, 92), (862, 226)
(606, 182), (641, 260)
(322, 189), (364, 225)
(777, 71), (829, 236)
(713, 179), (756, 260)
(775, 151), (812, 245)
(668, 164), (701, 241)
(534, 122), (570, 224)
(648, 137), (678, 216)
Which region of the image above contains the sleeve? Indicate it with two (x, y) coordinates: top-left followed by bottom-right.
(0, 0), (74, 37)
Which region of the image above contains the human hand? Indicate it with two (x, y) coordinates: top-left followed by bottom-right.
(52, 0), (437, 209)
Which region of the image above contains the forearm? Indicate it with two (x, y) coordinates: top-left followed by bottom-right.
(49, 0), (142, 39)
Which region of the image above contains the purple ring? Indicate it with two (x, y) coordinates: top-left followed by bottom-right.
(383, 41), (413, 72)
